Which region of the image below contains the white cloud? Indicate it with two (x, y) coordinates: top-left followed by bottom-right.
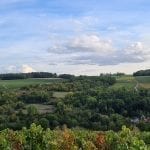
(21, 65), (36, 73)
(47, 34), (150, 66)
(125, 42), (144, 55)
(48, 34), (115, 54)
(68, 35), (114, 54)
(126, 43), (148, 60)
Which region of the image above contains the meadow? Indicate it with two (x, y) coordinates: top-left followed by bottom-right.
(0, 75), (150, 91)
(0, 78), (62, 89)
(135, 76), (150, 89)
(111, 75), (137, 89)
(111, 75), (150, 89)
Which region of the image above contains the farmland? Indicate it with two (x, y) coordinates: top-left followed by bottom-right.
(0, 78), (63, 89)
(111, 75), (136, 89)
(111, 75), (150, 89)
(135, 76), (150, 89)
(0, 75), (150, 90)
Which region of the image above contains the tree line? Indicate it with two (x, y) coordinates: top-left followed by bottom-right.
(0, 72), (75, 80)
(133, 69), (150, 76)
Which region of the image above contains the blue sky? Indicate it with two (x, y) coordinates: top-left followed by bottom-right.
(0, 0), (150, 74)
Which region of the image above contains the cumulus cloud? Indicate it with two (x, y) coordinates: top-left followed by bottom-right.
(67, 35), (114, 54)
(125, 42), (150, 58)
(48, 34), (114, 54)
(21, 65), (36, 73)
(48, 34), (150, 66)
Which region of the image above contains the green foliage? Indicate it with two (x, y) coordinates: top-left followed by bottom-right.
(107, 126), (148, 150)
(39, 118), (49, 129)
(0, 124), (149, 150)
(20, 90), (53, 103)
(0, 74), (149, 132)
(27, 105), (38, 116)
(55, 88), (150, 130)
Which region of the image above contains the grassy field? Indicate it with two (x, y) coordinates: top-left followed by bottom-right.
(135, 76), (150, 89)
(0, 78), (62, 89)
(0, 76), (150, 90)
(135, 76), (150, 83)
(111, 75), (137, 89)
(111, 75), (150, 89)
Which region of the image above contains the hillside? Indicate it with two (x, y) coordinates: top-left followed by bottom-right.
(0, 74), (149, 132)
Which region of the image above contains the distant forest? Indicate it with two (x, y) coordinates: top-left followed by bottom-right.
(133, 69), (150, 76)
(0, 72), (75, 80)
(0, 72), (116, 80)
(0, 69), (149, 80)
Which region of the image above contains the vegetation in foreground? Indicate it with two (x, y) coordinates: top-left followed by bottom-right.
(0, 123), (149, 150)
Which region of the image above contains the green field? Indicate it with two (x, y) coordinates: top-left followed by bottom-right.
(0, 78), (62, 89)
(135, 76), (150, 89)
(111, 75), (137, 89)
(1, 76), (150, 90)
(111, 75), (150, 89)
(135, 76), (150, 83)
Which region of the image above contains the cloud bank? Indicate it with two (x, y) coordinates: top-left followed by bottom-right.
(47, 34), (150, 66)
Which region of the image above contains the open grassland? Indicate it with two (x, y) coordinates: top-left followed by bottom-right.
(111, 75), (136, 89)
(135, 76), (150, 89)
(0, 78), (62, 89)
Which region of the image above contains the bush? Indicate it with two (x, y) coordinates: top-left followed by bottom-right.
(0, 124), (149, 150)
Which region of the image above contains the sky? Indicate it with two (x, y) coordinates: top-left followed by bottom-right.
(0, 0), (150, 75)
